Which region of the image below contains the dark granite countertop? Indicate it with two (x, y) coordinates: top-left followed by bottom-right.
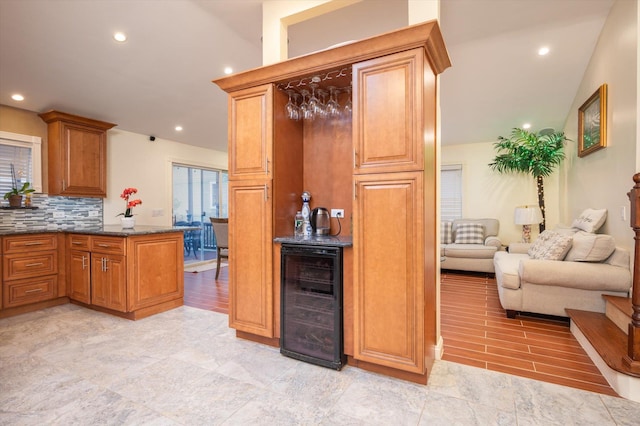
(274, 235), (353, 247)
(0, 225), (195, 237)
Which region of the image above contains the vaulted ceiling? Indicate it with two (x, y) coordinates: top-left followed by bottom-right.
(0, 0), (614, 152)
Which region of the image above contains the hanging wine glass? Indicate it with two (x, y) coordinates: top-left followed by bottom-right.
(285, 90), (299, 121)
(291, 93), (301, 121)
(342, 86), (352, 117)
(299, 89), (313, 121)
(326, 86), (340, 118)
(317, 89), (329, 119)
(308, 84), (321, 120)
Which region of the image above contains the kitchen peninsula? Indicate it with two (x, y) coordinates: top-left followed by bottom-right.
(0, 226), (186, 320)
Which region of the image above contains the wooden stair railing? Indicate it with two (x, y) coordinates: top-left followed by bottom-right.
(624, 173), (640, 373)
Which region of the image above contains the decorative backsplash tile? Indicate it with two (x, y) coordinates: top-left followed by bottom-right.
(0, 194), (103, 232)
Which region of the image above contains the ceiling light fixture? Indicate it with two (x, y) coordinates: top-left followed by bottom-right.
(522, 123), (531, 129)
(113, 32), (127, 43)
(175, 126), (183, 131)
(11, 94), (24, 101)
(538, 46), (550, 56)
(224, 67), (233, 75)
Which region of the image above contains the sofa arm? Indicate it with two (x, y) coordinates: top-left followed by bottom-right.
(519, 259), (631, 292)
(484, 236), (501, 249)
(508, 242), (531, 254)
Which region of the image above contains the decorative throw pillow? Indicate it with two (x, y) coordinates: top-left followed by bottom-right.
(454, 223), (485, 244)
(528, 230), (573, 261)
(441, 221), (453, 245)
(571, 208), (607, 233)
(565, 231), (616, 262)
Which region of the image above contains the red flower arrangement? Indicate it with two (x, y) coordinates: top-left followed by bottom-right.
(118, 187), (142, 217)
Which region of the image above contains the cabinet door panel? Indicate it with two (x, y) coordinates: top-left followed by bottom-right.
(228, 181), (273, 337)
(62, 123), (107, 196)
(91, 254), (126, 312)
(229, 84), (273, 179)
(353, 48), (425, 174)
(68, 250), (91, 304)
(353, 172), (425, 373)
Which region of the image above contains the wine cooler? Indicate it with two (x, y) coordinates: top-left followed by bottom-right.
(280, 243), (345, 370)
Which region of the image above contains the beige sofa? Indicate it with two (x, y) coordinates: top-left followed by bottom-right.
(440, 218), (502, 274)
(493, 234), (631, 318)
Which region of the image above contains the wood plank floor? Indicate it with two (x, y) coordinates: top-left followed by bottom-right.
(183, 267), (617, 396)
(440, 270), (617, 397)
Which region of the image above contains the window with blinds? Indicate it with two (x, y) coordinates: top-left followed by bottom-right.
(0, 131), (42, 196)
(441, 164), (462, 221)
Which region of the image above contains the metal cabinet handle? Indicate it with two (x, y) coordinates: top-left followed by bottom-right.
(72, 241), (83, 245)
(25, 288), (43, 294)
(24, 242), (44, 246)
(25, 262), (44, 267)
(81, 255), (87, 270)
(97, 244), (110, 248)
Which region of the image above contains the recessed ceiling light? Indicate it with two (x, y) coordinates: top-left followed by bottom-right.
(175, 126), (183, 131)
(11, 94), (24, 101)
(538, 46), (550, 56)
(224, 67), (233, 75)
(522, 123), (531, 129)
(113, 32), (127, 43)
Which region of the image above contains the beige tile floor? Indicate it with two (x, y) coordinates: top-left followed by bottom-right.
(1, 304), (639, 425)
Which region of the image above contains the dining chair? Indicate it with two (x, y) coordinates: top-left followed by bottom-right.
(209, 218), (229, 280)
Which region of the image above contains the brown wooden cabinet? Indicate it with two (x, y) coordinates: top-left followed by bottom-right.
(214, 21), (449, 382)
(66, 232), (184, 319)
(2, 234), (60, 309)
(39, 110), (116, 197)
(353, 172), (425, 373)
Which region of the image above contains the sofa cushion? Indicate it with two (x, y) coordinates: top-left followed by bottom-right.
(452, 218), (499, 237)
(441, 220), (453, 244)
(571, 208), (607, 233)
(443, 244), (497, 259)
(494, 251), (527, 290)
(528, 230), (573, 261)
(565, 231), (616, 262)
(454, 223), (484, 244)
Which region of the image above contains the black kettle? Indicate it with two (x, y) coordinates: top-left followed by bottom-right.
(311, 207), (330, 235)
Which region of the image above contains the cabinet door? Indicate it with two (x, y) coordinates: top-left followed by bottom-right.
(228, 84), (273, 180)
(228, 181), (274, 337)
(353, 48), (426, 174)
(68, 250), (91, 304)
(91, 254), (126, 312)
(353, 172), (425, 374)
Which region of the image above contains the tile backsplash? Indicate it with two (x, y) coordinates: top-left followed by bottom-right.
(0, 194), (103, 232)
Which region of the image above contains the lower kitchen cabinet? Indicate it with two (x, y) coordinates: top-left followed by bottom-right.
(2, 233), (63, 311)
(67, 232), (184, 319)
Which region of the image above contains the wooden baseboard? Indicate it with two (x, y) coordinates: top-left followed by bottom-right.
(346, 356), (429, 385)
(0, 297), (69, 319)
(236, 330), (280, 348)
(70, 298), (183, 321)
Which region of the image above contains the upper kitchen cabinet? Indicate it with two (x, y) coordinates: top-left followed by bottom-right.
(228, 85), (274, 180)
(39, 110), (116, 197)
(353, 47), (434, 174)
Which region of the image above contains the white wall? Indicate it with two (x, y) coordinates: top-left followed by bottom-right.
(442, 141), (562, 245)
(561, 0), (638, 252)
(104, 129), (227, 226)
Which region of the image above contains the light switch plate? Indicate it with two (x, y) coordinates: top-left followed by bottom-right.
(53, 211), (64, 219)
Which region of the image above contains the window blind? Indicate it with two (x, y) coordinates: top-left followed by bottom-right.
(0, 141), (33, 196)
(441, 164), (462, 221)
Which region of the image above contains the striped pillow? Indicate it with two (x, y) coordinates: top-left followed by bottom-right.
(454, 223), (485, 244)
(441, 221), (453, 244)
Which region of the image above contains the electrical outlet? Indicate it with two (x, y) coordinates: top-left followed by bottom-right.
(331, 209), (344, 218)
(152, 208), (164, 217)
(53, 211), (64, 219)
(88, 210), (99, 217)
(621, 206), (627, 221)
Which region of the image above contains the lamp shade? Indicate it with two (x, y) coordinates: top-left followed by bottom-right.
(514, 205), (543, 225)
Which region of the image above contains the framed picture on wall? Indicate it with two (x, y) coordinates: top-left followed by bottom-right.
(578, 83), (607, 157)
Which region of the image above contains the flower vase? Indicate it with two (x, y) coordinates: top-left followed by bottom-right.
(121, 216), (135, 229)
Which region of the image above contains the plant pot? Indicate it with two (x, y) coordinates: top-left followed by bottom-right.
(121, 216), (135, 229)
(8, 194), (22, 208)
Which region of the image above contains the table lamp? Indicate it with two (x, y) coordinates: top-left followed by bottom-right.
(514, 205), (543, 243)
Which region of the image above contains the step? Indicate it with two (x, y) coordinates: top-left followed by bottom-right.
(603, 295), (632, 335)
(567, 308), (639, 378)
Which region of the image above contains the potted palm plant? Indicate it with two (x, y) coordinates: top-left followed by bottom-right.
(489, 128), (568, 232)
(3, 164), (35, 208)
